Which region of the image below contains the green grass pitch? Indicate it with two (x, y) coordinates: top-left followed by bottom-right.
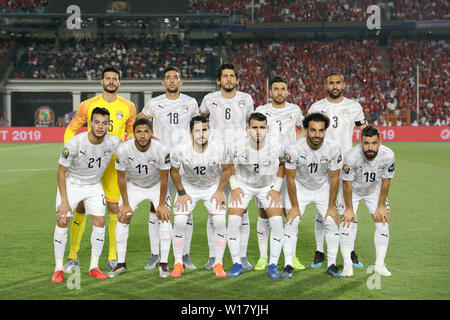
(0, 142), (449, 300)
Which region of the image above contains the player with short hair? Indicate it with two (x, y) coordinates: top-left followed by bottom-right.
(226, 112), (286, 279)
(339, 126), (395, 277)
(283, 112), (344, 279)
(254, 75), (306, 271)
(199, 63), (254, 271)
(52, 107), (122, 283)
(63, 66), (136, 273)
(107, 118), (172, 278)
(137, 66), (199, 271)
(169, 115), (232, 278)
(308, 71), (367, 268)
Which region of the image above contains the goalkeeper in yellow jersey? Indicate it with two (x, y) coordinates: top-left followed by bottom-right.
(63, 66), (136, 272)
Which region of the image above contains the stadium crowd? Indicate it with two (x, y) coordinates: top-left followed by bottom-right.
(12, 36), (217, 80)
(8, 35), (449, 126)
(188, 0), (450, 23)
(0, 0), (48, 13)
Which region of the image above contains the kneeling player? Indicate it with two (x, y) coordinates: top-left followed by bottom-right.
(52, 107), (122, 282)
(170, 116), (232, 277)
(227, 112), (286, 279)
(284, 112), (344, 279)
(339, 126), (395, 277)
(108, 118), (172, 278)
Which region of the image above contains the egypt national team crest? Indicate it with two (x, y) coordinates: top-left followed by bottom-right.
(320, 157), (328, 164)
(62, 147), (69, 159)
(182, 106), (189, 113)
(239, 101), (246, 108)
(116, 111), (124, 119)
(104, 148), (112, 156)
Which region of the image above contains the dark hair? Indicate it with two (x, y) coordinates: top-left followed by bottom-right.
(248, 112), (267, 125)
(164, 66), (181, 78)
(190, 115), (210, 132)
(269, 76), (287, 90)
(91, 107), (110, 120)
(102, 66), (121, 80)
(133, 118), (153, 131)
(302, 112), (330, 129)
(216, 63), (238, 80)
(361, 125), (380, 139)
(326, 71), (344, 82)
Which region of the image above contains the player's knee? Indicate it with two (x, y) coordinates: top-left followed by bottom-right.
(258, 208), (268, 219)
(76, 202), (86, 214)
(91, 216), (105, 228)
(107, 202), (119, 214)
(324, 215), (338, 229)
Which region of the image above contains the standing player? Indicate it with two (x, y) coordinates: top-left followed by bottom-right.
(340, 126), (395, 277)
(283, 113), (344, 279)
(108, 118), (172, 278)
(199, 63), (254, 271)
(227, 112), (286, 279)
(63, 66), (136, 272)
(254, 76), (305, 271)
(308, 72), (367, 268)
(137, 66), (199, 271)
(170, 116), (232, 278)
(52, 108), (122, 283)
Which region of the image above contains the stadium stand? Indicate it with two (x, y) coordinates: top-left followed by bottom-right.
(0, 0), (48, 13)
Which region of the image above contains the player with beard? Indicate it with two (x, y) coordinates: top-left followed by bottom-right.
(199, 63), (254, 271)
(340, 126), (395, 277)
(137, 66), (199, 271)
(108, 118), (172, 278)
(308, 72), (367, 269)
(52, 107), (122, 283)
(254, 76), (306, 271)
(63, 66), (136, 273)
(283, 113), (344, 279)
(170, 116), (232, 278)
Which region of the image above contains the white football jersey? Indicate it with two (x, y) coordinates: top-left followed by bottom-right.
(115, 139), (171, 188)
(308, 97), (366, 154)
(141, 93), (199, 150)
(255, 102), (304, 144)
(199, 90), (253, 142)
(59, 132), (122, 185)
(285, 137), (343, 190)
(227, 136), (284, 189)
(171, 139), (227, 189)
(342, 144), (395, 196)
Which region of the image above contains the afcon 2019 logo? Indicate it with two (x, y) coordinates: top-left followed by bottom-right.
(35, 106), (55, 127)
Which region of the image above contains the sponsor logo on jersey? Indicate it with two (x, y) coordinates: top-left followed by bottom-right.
(388, 162), (395, 173)
(62, 147), (70, 159)
(116, 111), (124, 119)
(342, 164), (350, 174)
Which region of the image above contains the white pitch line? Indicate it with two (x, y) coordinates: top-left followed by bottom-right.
(0, 144), (48, 152)
(0, 168), (56, 173)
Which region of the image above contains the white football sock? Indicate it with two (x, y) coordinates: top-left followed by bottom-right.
(148, 212), (160, 256)
(257, 216), (270, 259)
(374, 222), (389, 266)
(339, 222), (353, 265)
(315, 212), (325, 253)
(212, 215), (227, 266)
(54, 225), (68, 271)
(283, 216), (299, 267)
(227, 215), (242, 264)
(173, 215), (188, 265)
(240, 212), (250, 258)
(90, 226), (105, 270)
(324, 216), (339, 267)
(350, 220), (358, 251)
(116, 222), (130, 264)
(159, 221), (172, 264)
(268, 216), (284, 266)
(206, 215), (215, 258)
(183, 213), (193, 256)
